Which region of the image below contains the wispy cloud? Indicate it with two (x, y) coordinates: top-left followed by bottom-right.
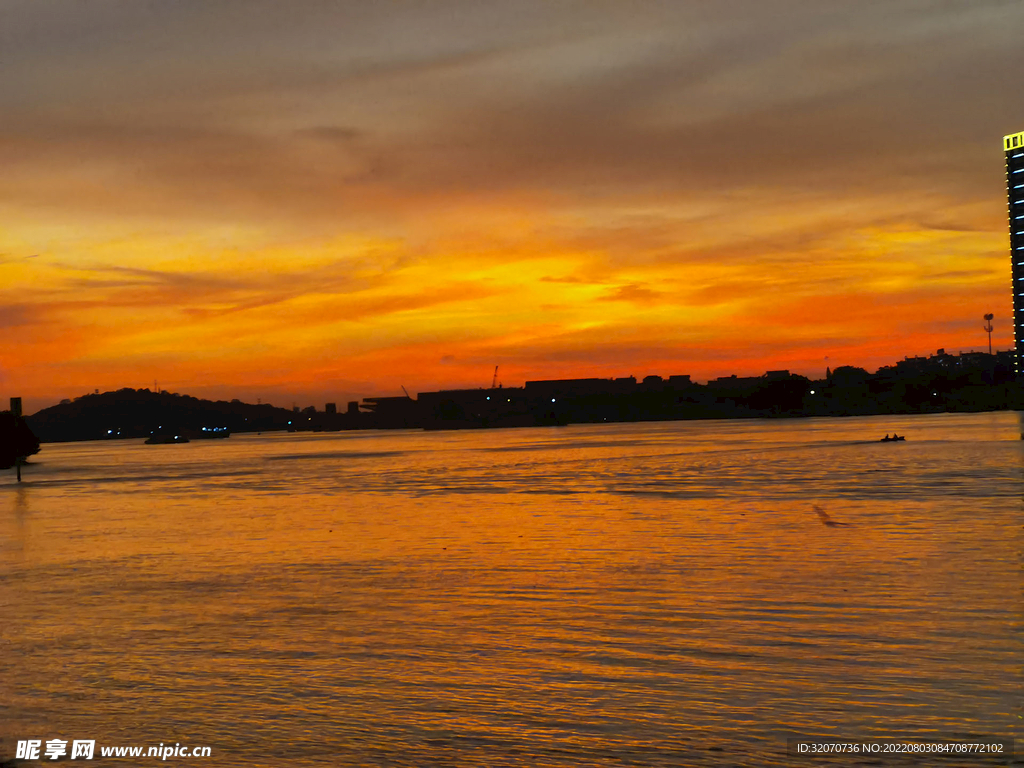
(2, 0), (1022, 409)
(600, 284), (664, 303)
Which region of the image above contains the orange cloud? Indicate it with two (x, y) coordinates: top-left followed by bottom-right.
(2, 2), (1022, 413)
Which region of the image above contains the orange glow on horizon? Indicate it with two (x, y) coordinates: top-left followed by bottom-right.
(2, 5), (1021, 414)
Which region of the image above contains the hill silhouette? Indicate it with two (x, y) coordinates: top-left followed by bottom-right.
(26, 388), (295, 443)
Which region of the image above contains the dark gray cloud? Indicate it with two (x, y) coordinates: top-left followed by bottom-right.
(1, 0), (1021, 230)
(0, 303), (39, 329)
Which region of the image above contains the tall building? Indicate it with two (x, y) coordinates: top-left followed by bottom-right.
(1006, 129), (1024, 373)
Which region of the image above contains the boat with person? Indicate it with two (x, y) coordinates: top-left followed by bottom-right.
(879, 434), (906, 442)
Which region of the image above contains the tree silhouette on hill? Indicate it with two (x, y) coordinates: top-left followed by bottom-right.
(0, 410), (41, 470)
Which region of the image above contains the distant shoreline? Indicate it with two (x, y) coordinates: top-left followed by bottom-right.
(16, 348), (1020, 443)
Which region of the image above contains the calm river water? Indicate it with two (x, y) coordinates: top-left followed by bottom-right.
(1, 413), (1022, 766)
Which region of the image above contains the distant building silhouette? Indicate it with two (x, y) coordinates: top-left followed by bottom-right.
(14, 345), (1024, 442)
(1005, 128), (1024, 373)
(360, 396), (420, 428)
(710, 374), (762, 391)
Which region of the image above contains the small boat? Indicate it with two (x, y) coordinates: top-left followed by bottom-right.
(879, 435), (906, 442)
(145, 434), (190, 444)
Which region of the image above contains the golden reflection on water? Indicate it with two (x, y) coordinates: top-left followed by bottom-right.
(1, 412), (1022, 766)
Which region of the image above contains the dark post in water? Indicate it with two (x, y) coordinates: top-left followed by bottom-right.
(11, 397), (22, 482)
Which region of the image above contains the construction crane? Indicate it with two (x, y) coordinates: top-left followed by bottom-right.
(491, 365), (499, 389)
(401, 385), (412, 400)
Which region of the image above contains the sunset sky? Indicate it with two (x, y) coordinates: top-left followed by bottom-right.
(3, 0), (1024, 413)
